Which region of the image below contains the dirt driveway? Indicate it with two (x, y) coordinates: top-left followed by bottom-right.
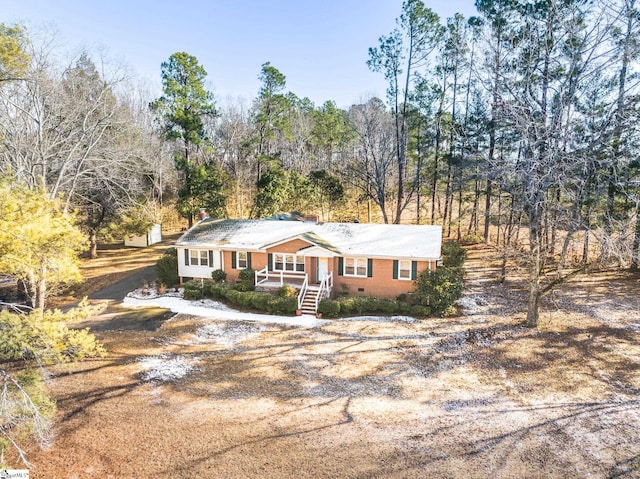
(24, 245), (640, 478)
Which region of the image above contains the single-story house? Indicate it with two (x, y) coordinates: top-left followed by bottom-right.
(175, 218), (442, 314)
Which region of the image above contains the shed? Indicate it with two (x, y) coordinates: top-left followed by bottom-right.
(124, 224), (162, 247)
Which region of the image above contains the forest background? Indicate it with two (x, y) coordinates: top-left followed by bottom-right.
(1, 0), (640, 326)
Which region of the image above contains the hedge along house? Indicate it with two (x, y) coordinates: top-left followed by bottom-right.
(175, 218), (442, 314)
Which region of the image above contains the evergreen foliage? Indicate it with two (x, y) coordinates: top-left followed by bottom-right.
(154, 248), (179, 287)
(413, 267), (464, 316)
(0, 178), (87, 312)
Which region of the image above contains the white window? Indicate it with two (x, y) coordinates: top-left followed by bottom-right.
(398, 260), (412, 280)
(344, 257), (367, 277)
(273, 253), (304, 272)
(237, 251), (248, 269)
(190, 250), (209, 266)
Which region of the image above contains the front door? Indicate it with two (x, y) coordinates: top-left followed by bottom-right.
(317, 257), (329, 283)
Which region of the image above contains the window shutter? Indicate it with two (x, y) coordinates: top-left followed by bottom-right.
(232, 251), (237, 269)
(367, 259), (373, 277)
(209, 250), (214, 267)
(247, 252), (252, 269)
(184, 249), (189, 266)
(411, 261), (418, 280)
(338, 257), (344, 276)
(393, 260), (399, 279)
(268, 253), (273, 270)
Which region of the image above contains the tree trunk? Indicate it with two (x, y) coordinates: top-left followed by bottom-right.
(526, 218), (541, 327)
(631, 206), (640, 270)
(36, 271), (46, 315)
(484, 179), (493, 242)
(89, 231), (99, 259)
(431, 119), (442, 225)
(457, 171), (463, 241)
(444, 163), (453, 237)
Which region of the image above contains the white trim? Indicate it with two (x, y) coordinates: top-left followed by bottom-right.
(237, 251), (248, 269)
(190, 249), (209, 267)
(297, 245), (340, 257)
(262, 234), (314, 250)
(398, 259), (412, 281)
(343, 257), (368, 277)
(272, 253), (305, 273)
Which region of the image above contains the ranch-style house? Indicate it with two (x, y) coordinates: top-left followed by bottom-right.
(175, 216), (442, 314)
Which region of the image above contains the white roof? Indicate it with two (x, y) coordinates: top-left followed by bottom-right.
(176, 219), (442, 260)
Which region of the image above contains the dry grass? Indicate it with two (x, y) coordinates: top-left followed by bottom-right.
(50, 234), (181, 308)
(13, 244), (640, 478)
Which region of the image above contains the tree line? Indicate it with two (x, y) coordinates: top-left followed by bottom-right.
(1, 0), (640, 465)
(1, 0), (640, 319)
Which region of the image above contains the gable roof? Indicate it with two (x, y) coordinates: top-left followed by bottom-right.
(176, 219), (442, 260)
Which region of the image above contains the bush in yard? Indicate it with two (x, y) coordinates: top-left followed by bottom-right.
(202, 281), (229, 300)
(238, 268), (255, 283)
(441, 241), (467, 268)
(155, 248), (179, 286)
(183, 280), (203, 300)
(211, 269), (227, 283)
(248, 292), (270, 310)
(461, 233), (484, 246)
(414, 267), (464, 316)
(337, 296), (362, 315)
(222, 288), (243, 305)
(234, 291), (253, 309)
(317, 299), (340, 318)
(371, 297), (399, 314)
(277, 285), (298, 298)
(233, 281), (255, 292)
(266, 296), (297, 314)
(410, 305), (431, 317)
(398, 301), (413, 315)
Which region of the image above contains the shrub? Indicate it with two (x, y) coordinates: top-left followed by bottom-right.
(414, 267), (464, 316)
(338, 297), (362, 315)
(223, 288), (243, 304)
(410, 305), (431, 317)
(238, 268), (255, 283)
(234, 291), (253, 309)
(317, 299), (340, 318)
(441, 241), (467, 268)
(203, 281), (229, 300)
(277, 285), (298, 298)
(233, 281), (255, 292)
(398, 301), (413, 314)
(266, 297), (297, 314)
(154, 248), (178, 286)
(461, 233), (484, 245)
(211, 269), (227, 283)
(248, 292), (270, 310)
(183, 280), (203, 300)
(372, 298), (399, 314)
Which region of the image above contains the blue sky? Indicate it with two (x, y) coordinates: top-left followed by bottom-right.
(4, 0), (477, 108)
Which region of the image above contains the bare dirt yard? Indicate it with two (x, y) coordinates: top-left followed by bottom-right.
(21, 244), (640, 478)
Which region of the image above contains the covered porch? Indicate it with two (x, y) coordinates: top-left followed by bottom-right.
(254, 268), (307, 289)
(254, 267), (334, 314)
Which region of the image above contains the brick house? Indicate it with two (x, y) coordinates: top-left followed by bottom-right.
(175, 217), (442, 314)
